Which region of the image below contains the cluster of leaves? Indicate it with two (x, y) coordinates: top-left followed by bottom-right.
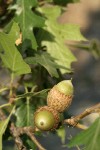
(68, 117), (100, 150)
(0, 0), (99, 150)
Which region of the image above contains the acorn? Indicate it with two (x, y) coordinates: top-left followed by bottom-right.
(34, 106), (60, 131)
(47, 80), (74, 112)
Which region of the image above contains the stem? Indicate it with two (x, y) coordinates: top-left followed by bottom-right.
(64, 103), (100, 129)
(25, 130), (46, 150)
(0, 87), (9, 93)
(76, 145), (81, 150)
(25, 87), (30, 126)
(26, 98), (30, 126)
(75, 123), (88, 130)
(10, 123), (27, 150)
(9, 73), (14, 97)
(0, 103), (11, 109)
(0, 96), (21, 110)
(10, 124), (46, 150)
(30, 85), (37, 93)
(73, 103), (100, 121)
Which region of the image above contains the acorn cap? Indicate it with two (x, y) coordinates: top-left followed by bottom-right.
(47, 80), (73, 112)
(56, 80), (73, 95)
(34, 106), (60, 131)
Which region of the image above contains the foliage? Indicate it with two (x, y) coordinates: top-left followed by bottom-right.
(37, 6), (86, 73)
(68, 117), (100, 150)
(0, 0), (99, 150)
(0, 106), (15, 150)
(25, 52), (60, 77)
(0, 22), (31, 76)
(14, 0), (45, 50)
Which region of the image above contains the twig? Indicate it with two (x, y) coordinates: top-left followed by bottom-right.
(73, 103), (100, 120)
(75, 123), (88, 130)
(10, 123), (27, 150)
(25, 87), (30, 126)
(0, 103), (12, 109)
(0, 95), (23, 109)
(0, 87), (9, 93)
(64, 103), (100, 129)
(10, 124), (46, 150)
(24, 128), (46, 150)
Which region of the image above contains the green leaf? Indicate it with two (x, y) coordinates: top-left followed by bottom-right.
(37, 6), (86, 73)
(22, 135), (36, 150)
(15, 103), (35, 127)
(14, 0), (45, 50)
(0, 22), (31, 76)
(26, 139), (36, 150)
(25, 52), (64, 77)
(15, 89), (49, 119)
(0, 106), (15, 150)
(17, 89), (49, 99)
(56, 126), (66, 144)
(68, 117), (100, 150)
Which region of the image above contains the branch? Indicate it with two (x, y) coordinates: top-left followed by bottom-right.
(10, 123), (46, 150)
(10, 123), (27, 150)
(0, 103), (11, 109)
(23, 127), (46, 150)
(64, 103), (100, 130)
(0, 87), (9, 93)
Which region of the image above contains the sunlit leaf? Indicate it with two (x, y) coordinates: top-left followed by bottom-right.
(37, 6), (86, 73)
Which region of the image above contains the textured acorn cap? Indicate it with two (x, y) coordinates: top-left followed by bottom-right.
(47, 80), (73, 112)
(34, 106), (60, 131)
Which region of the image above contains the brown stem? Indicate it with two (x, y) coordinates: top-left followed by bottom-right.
(75, 123), (88, 130)
(10, 123), (27, 150)
(25, 131), (46, 150)
(23, 127), (46, 150)
(73, 103), (100, 121)
(14, 136), (27, 150)
(64, 103), (100, 129)
(10, 124), (46, 150)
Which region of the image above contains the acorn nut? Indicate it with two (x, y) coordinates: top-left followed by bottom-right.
(47, 80), (74, 112)
(34, 106), (60, 131)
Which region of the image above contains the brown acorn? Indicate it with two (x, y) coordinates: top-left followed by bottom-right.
(47, 80), (74, 112)
(34, 106), (60, 131)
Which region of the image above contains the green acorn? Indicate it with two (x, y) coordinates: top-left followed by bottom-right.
(34, 106), (60, 131)
(47, 80), (74, 112)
